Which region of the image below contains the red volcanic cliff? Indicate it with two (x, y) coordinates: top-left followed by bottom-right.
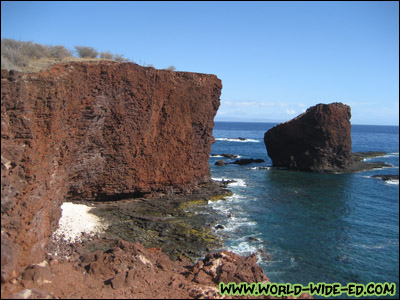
(1, 62), (221, 282)
(264, 103), (352, 172)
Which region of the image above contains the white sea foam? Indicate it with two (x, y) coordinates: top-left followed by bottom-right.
(384, 152), (399, 158)
(209, 194), (256, 229)
(363, 152), (399, 161)
(226, 241), (263, 260)
(222, 216), (256, 232)
(208, 193), (255, 221)
(53, 202), (108, 243)
(210, 155), (242, 158)
(208, 193), (263, 260)
(215, 138), (260, 143)
(221, 221), (243, 232)
(371, 165), (396, 171)
(250, 166), (272, 170)
(289, 256), (298, 267)
(211, 177), (247, 187)
(228, 179), (246, 187)
(354, 243), (387, 249)
(208, 199), (232, 215)
(385, 179), (399, 185)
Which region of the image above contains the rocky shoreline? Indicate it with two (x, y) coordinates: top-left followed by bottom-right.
(371, 174), (399, 183)
(73, 180), (233, 262)
(2, 180), (313, 299)
(343, 152), (393, 173)
(3, 239), (312, 299)
(213, 151), (392, 173)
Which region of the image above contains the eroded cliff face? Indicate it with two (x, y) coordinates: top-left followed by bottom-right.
(1, 61), (221, 281)
(264, 103), (352, 172)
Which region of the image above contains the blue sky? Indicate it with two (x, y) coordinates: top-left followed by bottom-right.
(1, 1), (399, 125)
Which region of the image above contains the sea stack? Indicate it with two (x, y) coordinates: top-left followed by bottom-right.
(264, 102), (352, 172)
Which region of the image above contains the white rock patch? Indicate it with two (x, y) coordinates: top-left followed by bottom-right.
(53, 202), (107, 243)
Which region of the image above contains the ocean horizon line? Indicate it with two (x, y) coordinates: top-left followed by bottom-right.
(214, 120), (399, 127)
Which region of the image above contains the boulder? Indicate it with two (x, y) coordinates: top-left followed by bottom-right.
(264, 102), (352, 172)
(372, 175), (399, 181)
(214, 160), (226, 166)
(228, 158), (265, 165)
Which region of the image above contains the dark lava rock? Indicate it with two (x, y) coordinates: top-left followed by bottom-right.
(341, 152), (392, 173)
(352, 152), (386, 161)
(87, 181), (228, 262)
(216, 179), (237, 188)
(372, 175), (399, 181)
(21, 264), (53, 284)
(214, 160), (226, 166)
(1, 234), (19, 283)
(214, 224), (225, 230)
(264, 102), (352, 172)
(228, 158), (265, 165)
(248, 237), (260, 242)
(221, 153), (238, 159)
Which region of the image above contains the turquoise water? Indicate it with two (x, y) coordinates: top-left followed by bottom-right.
(204, 122), (399, 298)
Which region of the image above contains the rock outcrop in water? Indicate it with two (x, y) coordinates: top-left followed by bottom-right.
(264, 103), (352, 172)
(1, 61), (222, 282)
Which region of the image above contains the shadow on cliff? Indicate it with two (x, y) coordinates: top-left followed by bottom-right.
(93, 192), (148, 202)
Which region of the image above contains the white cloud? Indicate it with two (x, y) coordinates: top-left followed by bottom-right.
(286, 109), (297, 115)
(217, 111), (228, 115)
(216, 99), (309, 122)
(240, 101), (258, 107)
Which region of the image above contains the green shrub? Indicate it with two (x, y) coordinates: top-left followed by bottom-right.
(100, 51), (113, 59)
(165, 65), (176, 71)
(1, 38), (23, 51)
(49, 45), (72, 60)
(113, 53), (130, 62)
(1, 39), (77, 70)
(20, 41), (50, 59)
(74, 46), (98, 58)
(1, 55), (21, 71)
(1, 40), (29, 69)
(1, 38), (138, 72)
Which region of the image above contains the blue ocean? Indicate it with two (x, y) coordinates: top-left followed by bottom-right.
(201, 122), (399, 299)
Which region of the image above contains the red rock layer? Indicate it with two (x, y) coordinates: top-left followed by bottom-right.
(264, 103), (352, 172)
(1, 62), (221, 282)
(2, 240), (312, 299)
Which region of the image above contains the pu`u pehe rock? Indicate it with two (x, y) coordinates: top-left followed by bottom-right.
(264, 102), (352, 172)
(1, 61), (221, 281)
